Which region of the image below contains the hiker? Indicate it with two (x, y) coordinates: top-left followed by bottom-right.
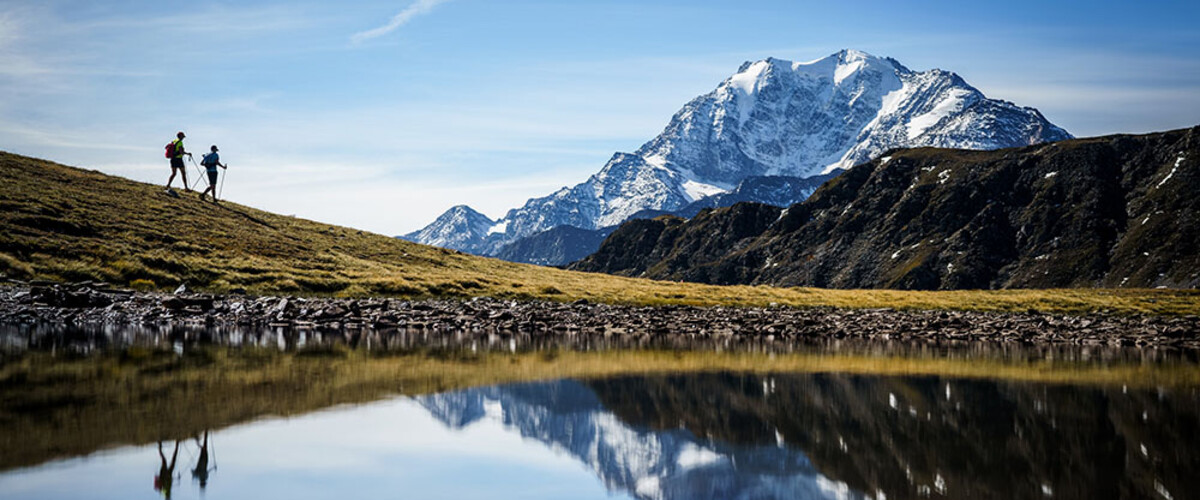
(199, 145), (227, 203)
(165, 132), (193, 192)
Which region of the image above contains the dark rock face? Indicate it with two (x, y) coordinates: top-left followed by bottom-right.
(493, 225), (616, 267)
(572, 127), (1200, 289)
(491, 172), (842, 267)
(674, 171), (843, 218)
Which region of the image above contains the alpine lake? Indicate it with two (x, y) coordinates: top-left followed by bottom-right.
(1, 322), (1198, 500)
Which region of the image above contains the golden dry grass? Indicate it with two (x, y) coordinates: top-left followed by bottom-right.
(2, 150), (1198, 315)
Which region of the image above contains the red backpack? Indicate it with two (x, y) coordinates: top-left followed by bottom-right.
(164, 142), (176, 158)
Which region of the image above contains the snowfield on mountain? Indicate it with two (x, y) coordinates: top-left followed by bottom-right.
(405, 49), (1070, 259)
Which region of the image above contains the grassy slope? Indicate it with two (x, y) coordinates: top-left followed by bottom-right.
(2, 150), (1199, 315)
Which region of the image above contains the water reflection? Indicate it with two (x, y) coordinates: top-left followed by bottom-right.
(1, 372), (1198, 499)
(191, 431), (215, 490)
(3, 321), (1195, 367)
(147, 433), (216, 499)
(154, 441), (179, 499)
(416, 374), (1200, 500)
(3, 321), (1200, 499)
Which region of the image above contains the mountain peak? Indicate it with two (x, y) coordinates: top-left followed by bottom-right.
(406, 51), (1071, 258)
(443, 204), (487, 218)
(400, 204), (496, 249)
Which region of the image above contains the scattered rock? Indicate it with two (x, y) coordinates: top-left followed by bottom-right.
(0, 283), (1198, 349)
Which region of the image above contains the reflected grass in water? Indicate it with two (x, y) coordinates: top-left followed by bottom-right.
(3, 345), (1200, 471)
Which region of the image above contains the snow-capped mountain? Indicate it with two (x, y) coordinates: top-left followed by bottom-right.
(399, 204), (499, 252)
(407, 49), (1071, 256)
(415, 380), (862, 500)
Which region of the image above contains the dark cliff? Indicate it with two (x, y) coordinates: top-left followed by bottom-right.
(571, 127), (1200, 289)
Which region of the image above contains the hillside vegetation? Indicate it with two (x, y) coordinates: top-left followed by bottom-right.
(2, 150), (1198, 315)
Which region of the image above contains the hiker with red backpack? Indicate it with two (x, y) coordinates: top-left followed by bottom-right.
(199, 145), (227, 203)
(165, 131), (193, 192)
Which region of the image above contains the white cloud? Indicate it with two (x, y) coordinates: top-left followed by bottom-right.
(351, 0), (453, 44)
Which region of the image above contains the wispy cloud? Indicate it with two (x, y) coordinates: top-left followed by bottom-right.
(351, 0), (452, 44)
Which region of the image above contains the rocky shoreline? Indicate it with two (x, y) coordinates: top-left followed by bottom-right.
(2, 281), (1199, 350)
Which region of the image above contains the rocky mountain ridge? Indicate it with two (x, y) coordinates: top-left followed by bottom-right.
(404, 49), (1070, 264)
(571, 127), (1200, 289)
(491, 172), (841, 266)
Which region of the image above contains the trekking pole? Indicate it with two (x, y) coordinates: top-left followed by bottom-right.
(188, 155), (203, 190)
(218, 164), (227, 200)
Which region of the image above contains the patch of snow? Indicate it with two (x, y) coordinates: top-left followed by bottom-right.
(1156, 154), (1184, 189)
(878, 85), (909, 117)
(938, 169), (951, 184)
(727, 60), (768, 123)
(1044, 172), (1057, 179)
(728, 60), (768, 95)
(889, 393), (898, 409)
(891, 249), (902, 259)
(879, 155), (893, 164)
(487, 221), (507, 235)
(834, 58), (866, 86)
(681, 179), (728, 202)
(907, 88), (972, 140)
(1042, 484), (1054, 497)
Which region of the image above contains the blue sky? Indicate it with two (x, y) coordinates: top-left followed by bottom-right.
(2, 0), (1198, 234)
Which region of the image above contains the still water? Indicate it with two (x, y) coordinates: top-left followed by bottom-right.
(1, 323), (1199, 499)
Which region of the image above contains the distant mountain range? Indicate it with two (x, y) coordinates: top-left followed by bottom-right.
(402, 49), (1070, 266)
(571, 127), (1200, 289)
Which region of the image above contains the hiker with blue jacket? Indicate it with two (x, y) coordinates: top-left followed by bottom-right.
(199, 145), (227, 203)
(165, 131), (192, 192)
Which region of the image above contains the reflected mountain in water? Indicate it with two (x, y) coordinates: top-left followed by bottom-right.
(417, 379), (861, 500)
(417, 374), (1200, 500)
